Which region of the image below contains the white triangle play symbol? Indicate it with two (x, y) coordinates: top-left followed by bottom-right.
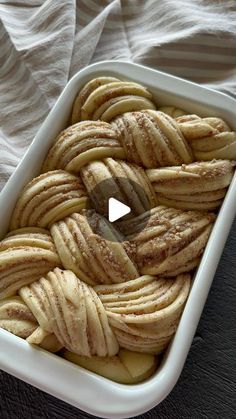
(108, 197), (131, 222)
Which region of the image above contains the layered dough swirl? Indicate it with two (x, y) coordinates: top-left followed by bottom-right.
(0, 228), (60, 298)
(96, 274), (190, 354)
(20, 268), (119, 357)
(50, 210), (139, 285)
(118, 206), (215, 276)
(80, 158), (157, 216)
(0, 296), (62, 352)
(71, 76), (156, 123)
(0, 295), (37, 338)
(113, 110), (193, 168)
(10, 170), (89, 230)
(177, 114), (236, 160)
(42, 121), (125, 173)
(147, 160), (235, 210)
(19, 268), (190, 356)
(42, 111), (236, 180)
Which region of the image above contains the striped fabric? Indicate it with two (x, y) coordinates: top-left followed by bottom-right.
(0, 0), (236, 191)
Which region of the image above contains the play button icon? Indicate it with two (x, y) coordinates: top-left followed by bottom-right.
(108, 198), (131, 222)
(84, 176), (152, 242)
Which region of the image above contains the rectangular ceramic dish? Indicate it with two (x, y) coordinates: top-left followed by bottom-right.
(0, 61), (236, 419)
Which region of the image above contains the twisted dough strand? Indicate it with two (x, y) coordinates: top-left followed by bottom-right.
(0, 296), (62, 352)
(177, 114), (236, 160)
(42, 121), (125, 173)
(19, 268), (190, 355)
(0, 296), (37, 338)
(10, 170), (89, 230)
(71, 77), (156, 123)
(80, 158), (157, 217)
(20, 268), (119, 357)
(113, 110), (193, 168)
(0, 228), (60, 299)
(95, 274), (190, 354)
(117, 206), (215, 276)
(147, 160), (235, 211)
(71, 77), (120, 123)
(50, 210), (139, 285)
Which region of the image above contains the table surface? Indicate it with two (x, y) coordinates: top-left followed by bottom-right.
(1, 219), (236, 419)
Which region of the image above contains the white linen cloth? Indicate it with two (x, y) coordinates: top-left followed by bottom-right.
(0, 0), (236, 191)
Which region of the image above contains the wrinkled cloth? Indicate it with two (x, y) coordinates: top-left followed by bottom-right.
(0, 0), (236, 191)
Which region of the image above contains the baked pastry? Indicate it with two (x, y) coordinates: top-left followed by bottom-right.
(112, 110), (193, 168)
(42, 121), (125, 173)
(50, 210), (139, 285)
(176, 114), (236, 160)
(80, 158), (157, 216)
(10, 170), (89, 229)
(20, 268), (119, 357)
(146, 160), (235, 210)
(117, 206), (215, 276)
(0, 228), (60, 298)
(71, 77), (156, 123)
(95, 274), (190, 354)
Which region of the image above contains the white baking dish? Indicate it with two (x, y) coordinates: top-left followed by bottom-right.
(0, 61), (236, 419)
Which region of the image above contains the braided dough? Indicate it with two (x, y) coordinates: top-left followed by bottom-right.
(0, 295), (62, 352)
(10, 170), (89, 229)
(118, 206), (215, 276)
(95, 274), (190, 354)
(0, 74), (235, 382)
(177, 114), (236, 160)
(50, 210), (138, 285)
(0, 228), (60, 298)
(113, 110), (193, 168)
(20, 268), (119, 356)
(42, 121), (125, 173)
(19, 268), (190, 355)
(71, 76), (156, 123)
(80, 158), (157, 216)
(147, 160), (235, 210)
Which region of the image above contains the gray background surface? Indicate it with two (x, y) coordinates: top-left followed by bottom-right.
(1, 219), (236, 419)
